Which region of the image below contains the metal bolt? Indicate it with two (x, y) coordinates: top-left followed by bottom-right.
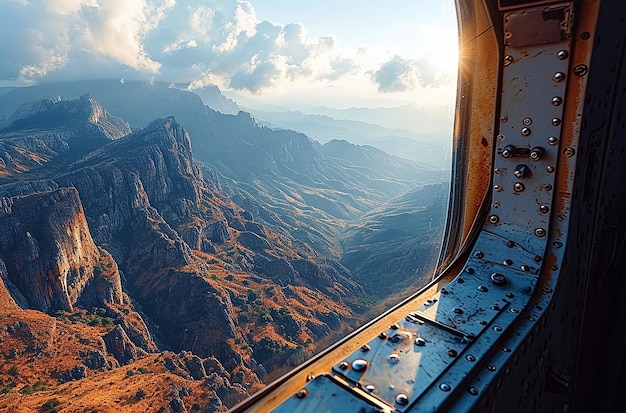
(361, 344), (371, 352)
(468, 387), (479, 396)
(550, 265), (559, 271)
(480, 320), (488, 325)
(552, 96), (563, 106)
(497, 134), (505, 141)
(514, 164), (530, 178)
(574, 64), (588, 76)
(534, 255), (543, 262)
(553, 241), (563, 248)
(506, 292), (515, 298)
(339, 361), (349, 370)
(502, 145), (516, 157)
(521, 127), (531, 136)
(500, 116), (509, 123)
(466, 267), (475, 274)
(547, 165), (555, 173)
(540, 205), (550, 213)
(557, 50), (569, 60)
(503, 259), (513, 266)
(564, 147), (576, 157)
(506, 240), (515, 247)
(535, 228), (547, 237)
(352, 359), (368, 371)
(580, 32), (590, 40)
(295, 389), (308, 399)
(478, 285), (489, 292)
(466, 355), (476, 362)
(552, 118), (562, 126)
(487, 365), (497, 372)
(475, 251), (484, 258)
(513, 182), (525, 192)
(523, 117), (532, 126)
(521, 265), (530, 272)
(530, 146), (546, 160)
(504, 55), (513, 66)
(389, 354), (400, 363)
(494, 168), (502, 174)
(365, 384), (375, 393)
(396, 393), (409, 405)
(415, 337), (426, 346)
(494, 185), (503, 192)
(440, 383), (452, 392)
(511, 308), (519, 313)
(552, 72), (566, 82)
(448, 349), (458, 357)
(493, 326), (503, 332)
(491, 272), (507, 285)
(489, 214), (499, 224)
(492, 303), (501, 311)
(493, 201), (500, 208)
(548, 136), (559, 145)
(379, 332), (388, 340)
(543, 184), (553, 191)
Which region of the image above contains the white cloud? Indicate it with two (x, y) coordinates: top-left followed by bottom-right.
(373, 55), (455, 93)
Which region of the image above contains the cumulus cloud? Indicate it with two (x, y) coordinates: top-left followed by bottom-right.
(0, 0), (448, 95)
(373, 55), (454, 93)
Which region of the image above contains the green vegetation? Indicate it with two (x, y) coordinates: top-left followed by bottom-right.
(18, 382), (50, 394)
(135, 388), (146, 400)
(54, 307), (114, 327)
(0, 378), (17, 394)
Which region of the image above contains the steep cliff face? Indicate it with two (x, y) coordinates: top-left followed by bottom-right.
(0, 187), (123, 312)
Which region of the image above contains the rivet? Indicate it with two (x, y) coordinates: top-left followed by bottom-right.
(390, 323), (400, 330)
(513, 182), (525, 192)
(494, 168), (502, 174)
(528, 316), (536, 322)
(454, 307), (464, 314)
(379, 332), (389, 340)
(493, 201), (500, 208)
(339, 361), (349, 370)
(534, 255), (542, 262)
(552, 96), (563, 106)
(511, 308), (519, 313)
(396, 393), (409, 405)
(504, 55), (513, 66)
(548, 136), (559, 145)
(547, 165), (555, 173)
(494, 185), (503, 192)
(552, 118), (562, 126)
(487, 365), (496, 372)
(506, 292), (515, 298)
(520, 264), (530, 272)
(448, 349), (458, 357)
(543, 284), (553, 293)
(489, 214), (499, 224)
(540, 205), (550, 213)
(475, 251), (484, 258)
(557, 50), (569, 60)
(497, 134), (505, 141)
(306, 374), (315, 382)
(503, 259), (513, 266)
(468, 387), (479, 396)
(352, 359), (368, 372)
(466, 355), (476, 362)
(550, 265), (559, 271)
(480, 320), (488, 325)
(491, 272), (506, 286)
(552, 72), (566, 82)
(514, 164), (529, 178)
(564, 147), (576, 157)
(521, 127), (531, 136)
(543, 184), (553, 191)
(553, 241), (563, 248)
(523, 117), (532, 126)
(466, 267), (475, 274)
(389, 354), (400, 363)
(502, 346), (511, 353)
(458, 277), (465, 283)
(415, 337), (426, 346)
(478, 285), (489, 292)
(580, 32), (590, 40)
(365, 384), (375, 393)
(506, 240), (515, 247)
(440, 383), (452, 392)
(295, 389), (308, 399)
(361, 344), (371, 352)
(535, 228), (547, 237)
(574, 64), (588, 77)
(493, 326), (503, 332)
(500, 116), (509, 123)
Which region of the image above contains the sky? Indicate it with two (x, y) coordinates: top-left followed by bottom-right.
(0, 0), (458, 109)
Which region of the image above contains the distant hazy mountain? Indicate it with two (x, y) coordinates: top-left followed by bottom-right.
(249, 108), (449, 163)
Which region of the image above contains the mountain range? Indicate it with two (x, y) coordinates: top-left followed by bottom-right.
(0, 81), (448, 412)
